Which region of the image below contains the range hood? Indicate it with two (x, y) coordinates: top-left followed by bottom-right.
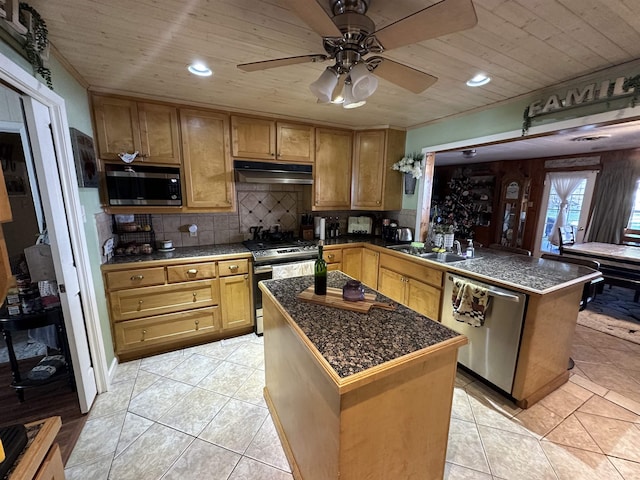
(234, 160), (313, 185)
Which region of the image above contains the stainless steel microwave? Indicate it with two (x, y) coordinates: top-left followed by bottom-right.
(105, 165), (182, 206)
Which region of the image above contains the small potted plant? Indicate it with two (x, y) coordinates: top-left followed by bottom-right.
(392, 152), (424, 194)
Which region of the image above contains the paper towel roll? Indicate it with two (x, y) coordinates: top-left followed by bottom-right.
(319, 218), (326, 240)
(314, 217), (321, 237)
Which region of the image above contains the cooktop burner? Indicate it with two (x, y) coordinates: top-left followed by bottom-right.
(243, 239), (318, 265)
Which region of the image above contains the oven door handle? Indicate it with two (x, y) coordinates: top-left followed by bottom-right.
(254, 265), (273, 275)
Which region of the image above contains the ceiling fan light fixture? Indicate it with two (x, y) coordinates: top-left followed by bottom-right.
(310, 67), (339, 103)
(466, 73), (490, 87)
(188, 62), (213, 77)
(343, 81), (366, 109)
(350, 62), (378, 101)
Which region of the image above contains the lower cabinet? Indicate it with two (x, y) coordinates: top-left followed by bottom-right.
(323, 247), (342, 271)
(114, 307), (221, 355)
(342, 247), (362, 279)
(220, 274), (252, 329)
(103, 256), (253, 360)
(378, 252), (443, 320)
(361, 248), (379, 289)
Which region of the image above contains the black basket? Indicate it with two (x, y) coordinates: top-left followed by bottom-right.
(113, 214), (156, 255)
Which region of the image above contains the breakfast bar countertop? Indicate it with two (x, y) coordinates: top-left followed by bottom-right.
(260, 270), (465, 379)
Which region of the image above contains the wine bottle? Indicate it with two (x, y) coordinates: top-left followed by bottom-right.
(314, 243), (327, 295)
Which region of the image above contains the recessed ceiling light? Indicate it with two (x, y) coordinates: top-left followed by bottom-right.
(466, 74), (491, 87)
(188, 63), (213, 77)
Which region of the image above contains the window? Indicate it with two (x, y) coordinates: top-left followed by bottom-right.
(628, 179), (640, 229)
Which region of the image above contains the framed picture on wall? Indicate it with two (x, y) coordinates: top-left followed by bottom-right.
(69, 128), (98, 188)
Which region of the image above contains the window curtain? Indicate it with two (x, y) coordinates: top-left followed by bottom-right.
(548, 173), (584, 246)
(586, 152), (640, 244)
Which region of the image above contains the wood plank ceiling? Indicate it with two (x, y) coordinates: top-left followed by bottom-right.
(29, 0), (640, 129)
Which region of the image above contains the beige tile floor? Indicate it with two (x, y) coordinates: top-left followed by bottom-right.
(65, 325), (640, 480)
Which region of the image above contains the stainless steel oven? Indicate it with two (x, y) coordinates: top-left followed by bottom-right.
(244, 239), (318, 335)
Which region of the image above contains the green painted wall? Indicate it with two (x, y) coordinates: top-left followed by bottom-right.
(1, 39), (115, 366)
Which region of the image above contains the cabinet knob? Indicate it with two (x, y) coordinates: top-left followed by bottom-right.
(376, 201), (380, 205)
(228, 265), (239, 272)
(195, 319), (200, 330)
(244, 274), (249, 281)
(192, 292), (197, 301)
(141, 329), (147, 340)
(187, 269), (198, 276)
(137, 300), (143, 310)
(131, 274), (144, 281)
(328, 254), (334, 260)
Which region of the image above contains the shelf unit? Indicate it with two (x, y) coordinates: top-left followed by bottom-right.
(112, 214), (155, 254)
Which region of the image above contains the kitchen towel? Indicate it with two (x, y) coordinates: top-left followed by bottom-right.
(272, 260), (315, 279)
(451, 277), (489, 327)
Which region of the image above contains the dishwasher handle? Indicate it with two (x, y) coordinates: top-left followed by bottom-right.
(447, 275), (522, 303)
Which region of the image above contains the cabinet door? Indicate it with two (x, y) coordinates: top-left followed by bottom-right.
(180, 109), (235, 210)
(313, 128), (352, 210)
(231, 116), (276, 160)
(137, 102), (181, 164)
(220, 274), (253, 329)
(277, 122), (314, 163)
(407, 279), (441, 320)
(342, 247), (362, 280)
(92, 95), (140, 160)
(361, 248), (379, 289)
(351, 130), (385, 209)
(377, 267), (406, 304)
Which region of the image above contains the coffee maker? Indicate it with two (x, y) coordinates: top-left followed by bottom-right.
(382, 219), (398, 242)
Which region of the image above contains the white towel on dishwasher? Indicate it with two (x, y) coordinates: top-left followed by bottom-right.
(272, 260), (315, 279)
(451, 276), (490, 327)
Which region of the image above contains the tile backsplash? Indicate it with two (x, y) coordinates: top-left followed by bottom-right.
(104, 181), (418, 259)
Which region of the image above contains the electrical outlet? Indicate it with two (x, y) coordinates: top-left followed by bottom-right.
(189, 224), (198, 237)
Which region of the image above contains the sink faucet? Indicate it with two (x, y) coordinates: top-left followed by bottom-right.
(453, 240), (462, 255)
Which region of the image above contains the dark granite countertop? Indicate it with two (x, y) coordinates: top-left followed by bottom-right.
(104, 243), (250, 265)
(261, 270), (465, 379)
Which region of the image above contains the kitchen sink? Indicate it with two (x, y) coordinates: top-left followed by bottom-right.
(418, 252), (468, 263)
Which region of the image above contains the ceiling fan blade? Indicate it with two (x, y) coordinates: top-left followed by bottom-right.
(374, 0), (478, 51)
(238, 54), (328, 72)
(281, 0), (342, 38)
(371, 58), (437, 94)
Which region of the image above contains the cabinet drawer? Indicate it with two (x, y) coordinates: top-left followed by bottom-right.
(167, 262), (216, 283)
(218, 259), (249, 277)
(379, 254), (443, 287)
(114, 307), (221, 353)
(106, 267), (166, 290)
(323, 249), (342, 264)
(110, 279), (220, 321)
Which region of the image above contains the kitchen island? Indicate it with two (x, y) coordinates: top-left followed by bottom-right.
(259, 271), (467, 480)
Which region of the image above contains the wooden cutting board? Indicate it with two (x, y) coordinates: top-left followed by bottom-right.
(297, 286), (395, 313)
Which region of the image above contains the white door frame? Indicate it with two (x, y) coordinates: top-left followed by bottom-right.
(0, 52), (109, 405)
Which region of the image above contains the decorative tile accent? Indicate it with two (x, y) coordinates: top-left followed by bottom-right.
(238, 190), (299, 234)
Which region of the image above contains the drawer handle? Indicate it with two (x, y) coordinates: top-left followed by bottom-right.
(141, 329), (147, 341)
(195, 319), (199, 330)
(138, 300), (143, 310)
(131, 274), (144, 281)
(228, 265), (239, 272)
(187, 269), (198, 276)
(328, 254), (334, 260)
(192, 292), (197, 302)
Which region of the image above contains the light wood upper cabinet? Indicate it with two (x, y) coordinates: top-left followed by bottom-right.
(351, 129), (405, 210)
(231, 116), (276, 160)
(180, 109), (235, 211)
(313, 128), (353, 210)
(92, 94), (181, 165)
(277, 122), (314, 163)
(231, 116), (315, 163)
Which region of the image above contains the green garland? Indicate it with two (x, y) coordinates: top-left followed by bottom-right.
(19, 3), (53, 89)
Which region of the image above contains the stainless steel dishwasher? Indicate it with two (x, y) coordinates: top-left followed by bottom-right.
(441, 274), (527, 394)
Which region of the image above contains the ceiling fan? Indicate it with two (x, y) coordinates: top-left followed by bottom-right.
(237, 0), (478, 107)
